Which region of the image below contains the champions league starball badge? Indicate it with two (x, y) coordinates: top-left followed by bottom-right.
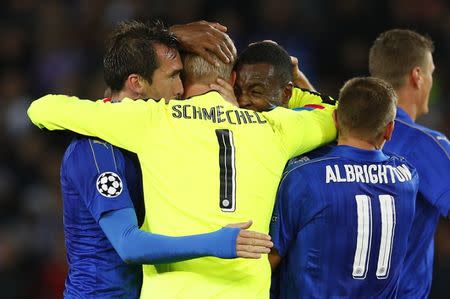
(96, 172), (123, 198)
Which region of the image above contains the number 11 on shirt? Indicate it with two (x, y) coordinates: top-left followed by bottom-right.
(353, 194), (396, 280)
(216, 129), (236, 212)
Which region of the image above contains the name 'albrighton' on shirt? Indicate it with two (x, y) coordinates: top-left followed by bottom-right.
(325, 163), (413, 184)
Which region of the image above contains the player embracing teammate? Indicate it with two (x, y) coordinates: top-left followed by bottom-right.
(26, 18), (449, 299)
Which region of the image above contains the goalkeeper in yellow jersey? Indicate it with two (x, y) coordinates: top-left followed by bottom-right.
(55, 21), (274, 299)
(27, 38), (337, 298)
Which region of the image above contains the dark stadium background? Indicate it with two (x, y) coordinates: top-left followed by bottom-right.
(0, 0), (449, 298)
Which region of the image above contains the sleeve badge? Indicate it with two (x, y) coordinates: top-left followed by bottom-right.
(96, 172), (123, 198)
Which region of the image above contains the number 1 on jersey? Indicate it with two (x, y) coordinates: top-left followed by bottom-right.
(216, 129), (236, 212)
(353, 194), (396, 280)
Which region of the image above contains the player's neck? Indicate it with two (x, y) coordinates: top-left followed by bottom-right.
(337, 136), (380, 151)
(397, 101), (418, 122)
(183, 83), (213, 98)
(110, 90), (137, 103)
(396, 88), (418, 121)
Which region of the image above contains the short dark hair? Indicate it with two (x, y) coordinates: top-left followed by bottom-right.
(235, 41), (293, 85)
(103, 20), (179, 91)
(337, 77), (397, 141)
(369, 29), (434, 89)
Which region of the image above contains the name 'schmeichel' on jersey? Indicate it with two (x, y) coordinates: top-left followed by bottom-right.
(172, 104), (267, 125)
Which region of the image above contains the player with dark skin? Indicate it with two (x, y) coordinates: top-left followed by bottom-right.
(210, 62), (293, 111)
(234, 63), (291, 111)
(210, 41), (314, 112)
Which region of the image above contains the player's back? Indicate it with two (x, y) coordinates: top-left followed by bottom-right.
(271, 145), (418, 299)
(133, 92), (336, 298)
(141, 97), (296, 297)
(60, 137), (142, 298)
(383, 108), (450, 298)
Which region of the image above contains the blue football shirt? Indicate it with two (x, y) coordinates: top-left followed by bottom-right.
(271, 145), (419, 299)
(60, 137), (143, 298)
(383, 108), (450, 298)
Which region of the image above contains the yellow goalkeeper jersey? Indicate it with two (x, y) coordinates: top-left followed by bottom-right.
(289, 87), (336, 109)
(28, 91), (336, 299)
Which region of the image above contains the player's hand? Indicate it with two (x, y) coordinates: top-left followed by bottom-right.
(291, 55), (316, 91)
(226, 220), (273, 259)
(170, 21), (237, 66)
(210, 78), (238, 106)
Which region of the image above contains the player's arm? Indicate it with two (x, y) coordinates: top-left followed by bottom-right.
(170, 20), (236, 65)
(27, 95), (152, 153)
(410, 134), (450, 218)
(288, 87), (336, 110)
(268, 100), (337, 158)
(100, 209), (273, 264)
(268, 248), (283, 271)
(67, 140), (272, 264)
(286, 57), (334, 109)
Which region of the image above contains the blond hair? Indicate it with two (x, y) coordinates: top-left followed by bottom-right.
(182, 53), (234, 85)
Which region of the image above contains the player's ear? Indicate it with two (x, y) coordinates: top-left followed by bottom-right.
(384, 120), (395, 141)
(125, 74), (143, 95)
(229, 70), (237, 87)
(410, 66), (422, 89)
(332, 110), (339, 130)
(281, 82), (293, 106)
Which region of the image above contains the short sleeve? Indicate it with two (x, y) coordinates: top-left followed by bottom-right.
(65, 139), (135, 222)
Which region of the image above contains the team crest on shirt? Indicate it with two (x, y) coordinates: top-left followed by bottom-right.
(96, 172), (123, 198)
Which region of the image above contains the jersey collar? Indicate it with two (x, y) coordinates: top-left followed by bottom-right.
(329, 145), (389, 163)
(396, 107), (414, 124)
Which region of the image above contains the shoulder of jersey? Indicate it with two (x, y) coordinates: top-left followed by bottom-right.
(396, 119), (449, 156)
(64, 137), (113, 156)
(382, 150), (411, 164)
(283, 144), (338, 177)
(88, 138), (113, 150)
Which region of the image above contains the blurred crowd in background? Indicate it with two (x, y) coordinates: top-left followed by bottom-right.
(0, 0), (449, 298)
